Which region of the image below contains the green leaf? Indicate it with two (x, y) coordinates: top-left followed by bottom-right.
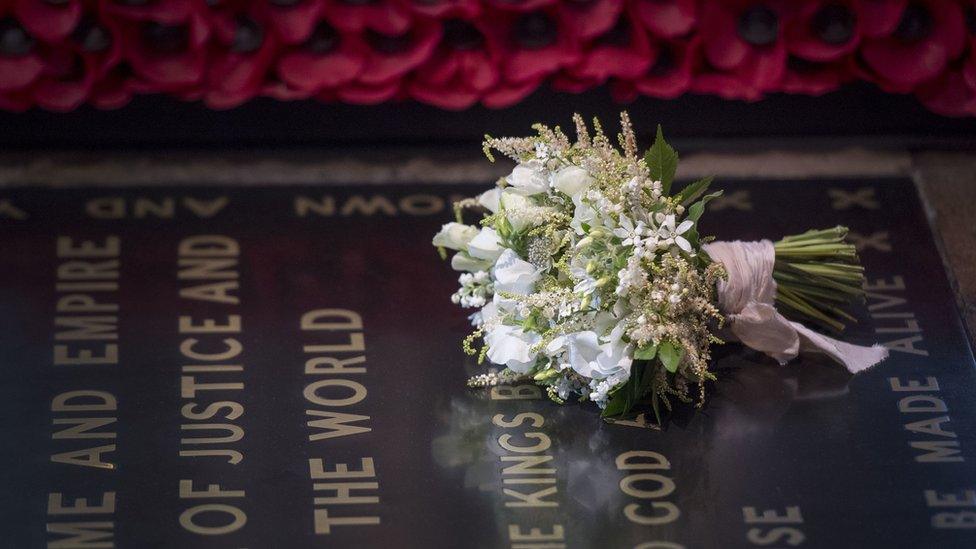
(658, 341), (684, 373)
(650, 393), (662, 426)
(688, 190), (723, 223)
(675, 176), (714, 207)
(634, 344), (658, 361)
(601, 386), (630, 418)
(644, 125), (679, 195)
(601, 363), (650, 419)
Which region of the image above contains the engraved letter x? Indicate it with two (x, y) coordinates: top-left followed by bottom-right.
(829, 188), (879, 210)
(709, 190), (752, 211)
(848, 231), (891, 252)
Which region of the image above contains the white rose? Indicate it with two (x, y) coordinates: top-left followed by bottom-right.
(451, 252), (493, 272)
(493, 248), (540, 295)
(552, 166), (593, 198)
(477, 188), (501, 213)
(467, 227), (504, 262)
(485, 325), (541, 373)
(506, 161), (549, 196)
(432, 222), (479, 250)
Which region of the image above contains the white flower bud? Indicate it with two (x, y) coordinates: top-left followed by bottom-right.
(551, 165), (594, 198)
(432, 222), (479, 251)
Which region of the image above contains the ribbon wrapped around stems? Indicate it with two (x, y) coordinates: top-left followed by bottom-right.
(704, 240), (888, 374)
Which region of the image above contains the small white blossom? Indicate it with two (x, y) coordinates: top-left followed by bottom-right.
(535, 142), (550, 160)
(655, 213), (694, 253)
(451, 271), (493, 308)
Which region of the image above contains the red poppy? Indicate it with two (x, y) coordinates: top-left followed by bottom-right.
(32, 48), (98, 111)
(786, 0), (862, 62)
(615, 35), (700, 100)
(915, 66), (976, 116)
(276, 20), (366, 91)
(555, 10), (654, 92)
(482, 76), (543, 108)
(857, 0), (906, 38)
(203, 7), (278, 109)
(698, 0), (789, 96)
(14, 0), (82, 43)
(632, 0), (697, 38)
(321, 0), (412, 35)
(0, 15), (45, 93)
(90, 64), (137, 109)
(484, 8), (581, 85)
(559, 0), (624, 41)
(408, 18), (501, 110)
(404, 0), (481, 19)
(859, 0), (966, 91)
(261, 0), (324, 46)
(114, 11), (209, 90)
(355, 19), (441, 86)
(261, 75), (315, 101)
(32, 14), (122, 111)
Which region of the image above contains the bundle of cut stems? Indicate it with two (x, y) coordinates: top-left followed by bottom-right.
(773, 226), (865, 333)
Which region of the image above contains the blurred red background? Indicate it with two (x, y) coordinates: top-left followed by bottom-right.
(2, 0), (975, 117)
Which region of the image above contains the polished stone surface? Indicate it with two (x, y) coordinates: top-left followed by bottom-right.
(1, 179), (974, 547)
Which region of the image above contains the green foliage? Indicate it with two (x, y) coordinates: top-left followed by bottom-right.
(634, 343), (658, 361)
(688, 190), (722, 223)
(675, 176), (714, 207)
(658, 341), (684, 373)
(601, 362), (655, 419)
(644, 125), (679, 195)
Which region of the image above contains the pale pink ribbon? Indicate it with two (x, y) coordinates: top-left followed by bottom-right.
(704, 240), (888, 374)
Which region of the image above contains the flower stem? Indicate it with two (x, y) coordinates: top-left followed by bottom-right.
(773, 226), (865, 333)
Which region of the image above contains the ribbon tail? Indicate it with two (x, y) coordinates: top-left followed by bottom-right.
(728, 303), (801, 365)
(791, 322), (889, 374)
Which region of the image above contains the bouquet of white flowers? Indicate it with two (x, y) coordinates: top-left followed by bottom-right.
(433, 113), (887, 424)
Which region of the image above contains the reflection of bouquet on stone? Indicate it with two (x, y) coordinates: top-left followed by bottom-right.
(433, 113), (888, 424)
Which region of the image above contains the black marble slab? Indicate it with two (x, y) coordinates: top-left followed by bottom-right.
(1, 179), (974, 548)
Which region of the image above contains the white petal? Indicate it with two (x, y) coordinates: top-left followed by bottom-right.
(477, 188), (501, 213)
(675, 219), (694, 235)
(432, 222), (479, 250)
(551, 166), (594, 197)
(451, 253), (493, 272)
(506, 163), (549, 196)
(485, 325), (540, 373)
(493, 249), (540, 295)
(467, 227), (503, 261)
